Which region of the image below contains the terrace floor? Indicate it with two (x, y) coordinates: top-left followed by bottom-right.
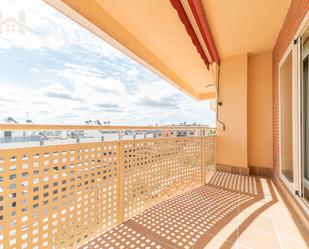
(80, 172), (309, 249)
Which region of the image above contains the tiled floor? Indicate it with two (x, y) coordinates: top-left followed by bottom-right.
(80, 172), (309, 249)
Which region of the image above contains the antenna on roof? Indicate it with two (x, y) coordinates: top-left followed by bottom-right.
(4, 117), (18, 124)
(25, 112), (33, 124)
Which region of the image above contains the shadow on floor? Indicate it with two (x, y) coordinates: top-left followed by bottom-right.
(80, 171), (308, 249)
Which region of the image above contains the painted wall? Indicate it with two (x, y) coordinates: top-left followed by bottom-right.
(248, 52), (273, 168)
(211, 0), (308, 173)
(273, 0), (309, 174)
(216, 54), (248, 168)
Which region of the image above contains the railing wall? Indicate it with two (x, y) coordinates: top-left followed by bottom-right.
(0, 129), (216, 249)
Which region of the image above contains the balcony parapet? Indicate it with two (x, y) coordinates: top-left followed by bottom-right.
(0, 125), (216, 248)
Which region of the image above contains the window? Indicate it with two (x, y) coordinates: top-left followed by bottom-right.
(280, 51), (294, 183)
(279, 17), (309, 207)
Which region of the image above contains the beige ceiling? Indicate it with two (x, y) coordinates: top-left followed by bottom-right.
(201, 0), (292, 58)
(46, 0), (292, 100)
(96, 0), (215, 95)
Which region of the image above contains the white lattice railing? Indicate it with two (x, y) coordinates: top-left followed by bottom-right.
(0, 125), (216, 249)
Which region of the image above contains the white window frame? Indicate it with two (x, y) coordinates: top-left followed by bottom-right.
(279, 13), (309, 209)
(279, 42), (299, 194)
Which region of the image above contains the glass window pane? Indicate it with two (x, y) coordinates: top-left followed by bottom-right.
(280, 52), (293, 183)
(302, 31), (309, 202)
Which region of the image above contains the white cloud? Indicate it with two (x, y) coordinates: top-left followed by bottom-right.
(0, 0), (124, 59)
(30, 68), (39, 73)
(126, 68), (139, 79)
(137, 96), (178, 108)
(42, 83), (81, 101)
(0, 0), (215, 126)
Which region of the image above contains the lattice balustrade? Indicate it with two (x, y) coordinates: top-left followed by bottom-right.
(0, 142), (119, 249)
(0, 135), (216, 248)
(123, 137), (203, 220)
(204, 135), (216, 180)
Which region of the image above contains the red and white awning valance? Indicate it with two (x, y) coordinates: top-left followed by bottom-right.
(170, 0), (220, 68)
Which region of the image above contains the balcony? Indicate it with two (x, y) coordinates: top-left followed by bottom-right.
(0, 125), (216, 248)
(0, 125), (307, 249)
(81, 172), (308, 249)
(1, 0), (309, 248)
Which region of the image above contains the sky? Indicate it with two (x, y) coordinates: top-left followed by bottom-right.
(0, 0), (215, 126)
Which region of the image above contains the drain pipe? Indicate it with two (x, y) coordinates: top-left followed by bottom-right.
(206, 65), (225, 130)
(216, 66), (225, 130)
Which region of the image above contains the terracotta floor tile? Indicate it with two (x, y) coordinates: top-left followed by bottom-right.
(79, 173), (308, 249)
(260, 178), (273, 196)
(240, 200), (271, 217)
(238, 213), (276, 234)
(198, 233), (236, 249)
(269, 204), (304, 226)
(206, 217), (238, 242)
(238, 228), (281, 249)
(272, 212), (304, 227)
(274, 219), (309, 242)
(268, 202), (292, 211)
(280, 236), (309, 249)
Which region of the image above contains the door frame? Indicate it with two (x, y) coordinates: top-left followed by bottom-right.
(278, 42), (299, 194)
(300, 27), (309, 207)
(279, 13), (309, 208)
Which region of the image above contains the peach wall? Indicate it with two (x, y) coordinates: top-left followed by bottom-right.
(217, 54), (248, 168)
(248, 52), (273, 168)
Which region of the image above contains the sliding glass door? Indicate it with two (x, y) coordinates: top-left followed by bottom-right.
(280, 51), (294, 185)
(280, 20), (309, 207)
(301, 27), (309, 204)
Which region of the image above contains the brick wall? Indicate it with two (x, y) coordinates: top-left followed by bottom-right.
(272, 0), (309, 174)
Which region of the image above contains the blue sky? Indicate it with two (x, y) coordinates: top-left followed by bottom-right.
(0, 0), (215, 126)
